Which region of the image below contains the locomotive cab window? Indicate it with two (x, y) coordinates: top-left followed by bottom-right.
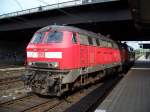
(72, 32), (77, 44)
(46, 31), (63, 43)
(31, 32), (45, 43)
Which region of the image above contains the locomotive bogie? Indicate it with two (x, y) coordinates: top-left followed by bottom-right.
(24, 64), (121, 96)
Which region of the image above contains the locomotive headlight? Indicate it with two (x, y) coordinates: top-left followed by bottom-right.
(28, 62), (33, 66)
(53, 62), (59, 68)
(49, 62), (59, 68)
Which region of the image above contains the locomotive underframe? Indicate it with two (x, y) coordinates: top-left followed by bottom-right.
(23, 63), (122, 96)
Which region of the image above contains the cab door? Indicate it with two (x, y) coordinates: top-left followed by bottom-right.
(77, 34), (89, 67)
(71, 32), (80, 68)
(88, 37), (95, 66)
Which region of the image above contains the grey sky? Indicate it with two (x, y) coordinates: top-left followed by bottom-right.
(125, 41), (150, 49)
(125, 41), (139, 49)
(0, 0), (70, 14)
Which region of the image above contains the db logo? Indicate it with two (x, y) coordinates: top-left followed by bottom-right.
(38, 52), (45, 58)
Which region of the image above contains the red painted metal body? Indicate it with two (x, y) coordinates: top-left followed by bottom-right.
(27, 30), (121, 70)
(24, 25), (135, 96)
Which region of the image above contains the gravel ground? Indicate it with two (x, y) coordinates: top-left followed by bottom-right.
(0, 67), (27, 103)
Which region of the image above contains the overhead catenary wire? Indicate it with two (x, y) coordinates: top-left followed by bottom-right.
(13, 0), (23, 10)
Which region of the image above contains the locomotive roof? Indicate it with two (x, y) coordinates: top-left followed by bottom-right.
(37, 25), (113, 42)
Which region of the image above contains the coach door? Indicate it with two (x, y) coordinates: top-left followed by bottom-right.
(78, 34), (89, 67)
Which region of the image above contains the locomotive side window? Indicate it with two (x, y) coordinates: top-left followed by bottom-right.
(113, 43), (119, 49)
(96, 38), (100, 46)
(98, 39), (103, 47)
(100, 40), (104, 47)
(72, 33), (77, 44)
(31, 32), (45, 43)
(105, 41), (109, 47)
(79, 34), (89, 45)
(88, 36), (93, 45)
(92, 38), (97, 46)
(108, 41), (113, 48)
(102, 40), (108, 47)
(101, 40), (104, 47)
(46, 31), (63, 43)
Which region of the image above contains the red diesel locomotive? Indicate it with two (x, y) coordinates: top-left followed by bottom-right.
(23, 25), (134, 96)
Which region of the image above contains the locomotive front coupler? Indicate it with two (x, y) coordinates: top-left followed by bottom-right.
(21, 70), (36, 85)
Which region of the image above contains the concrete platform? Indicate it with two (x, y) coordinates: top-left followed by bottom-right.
(95, 57), (150, 112)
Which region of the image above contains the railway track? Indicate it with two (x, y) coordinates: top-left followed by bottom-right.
(0, 93), (65, 112)
(0, 68), (25, 88)
(0, 75), (122, 112)
(0, 82), (101, 112)
(0, 76), (21, 86)
(0, 76), (23, 91)
(0, 76), (24, 97)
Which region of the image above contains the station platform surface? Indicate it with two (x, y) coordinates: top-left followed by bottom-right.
(95, 56), (150, 112)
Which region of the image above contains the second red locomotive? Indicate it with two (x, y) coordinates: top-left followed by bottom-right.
(23, 25), (134, 96)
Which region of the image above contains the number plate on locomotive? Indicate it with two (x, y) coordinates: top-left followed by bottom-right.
(38, 52), (45, 58)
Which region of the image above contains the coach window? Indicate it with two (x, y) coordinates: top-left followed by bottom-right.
(72, 32), (77, 44)
(79, 34), (89, 45)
